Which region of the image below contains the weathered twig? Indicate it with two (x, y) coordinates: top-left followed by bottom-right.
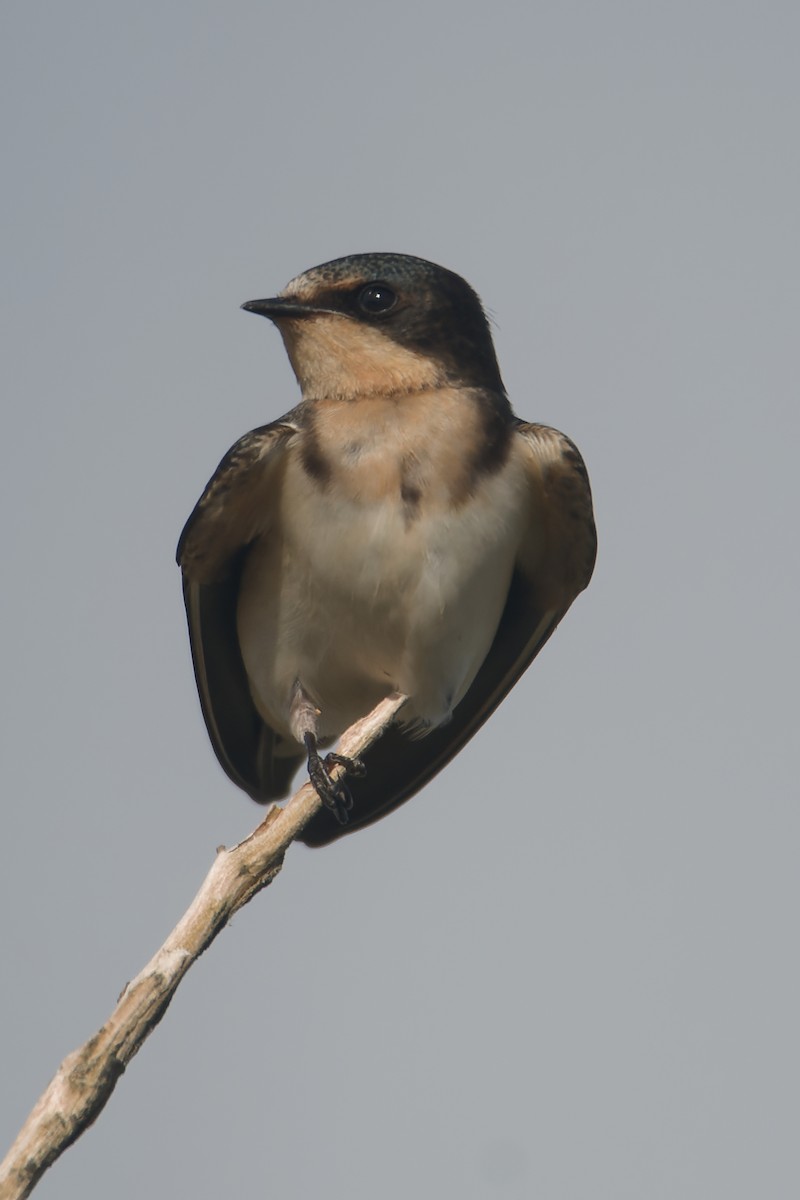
(0, 692), (407, 1200)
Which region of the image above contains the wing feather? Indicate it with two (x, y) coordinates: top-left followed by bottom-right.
(177, 419), (303, 800)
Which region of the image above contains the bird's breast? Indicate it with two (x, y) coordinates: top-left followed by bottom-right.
(237, 392), (531, 739)
(282, 390), (523, 591)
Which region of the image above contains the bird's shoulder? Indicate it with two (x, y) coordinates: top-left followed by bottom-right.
(177, 408), (302, 581)
(512, 419), (597, 601)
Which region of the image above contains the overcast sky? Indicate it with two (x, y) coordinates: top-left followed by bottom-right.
(2, 3), (798, 1197)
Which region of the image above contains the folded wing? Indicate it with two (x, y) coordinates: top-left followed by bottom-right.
(177, 418), (303, 801)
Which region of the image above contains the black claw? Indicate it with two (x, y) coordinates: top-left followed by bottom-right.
(330, 782), (354, 825)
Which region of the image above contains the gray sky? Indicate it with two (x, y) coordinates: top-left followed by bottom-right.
(2, 2), (798, 1197)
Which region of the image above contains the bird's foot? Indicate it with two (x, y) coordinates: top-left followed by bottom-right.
(304, 735), (364, 825)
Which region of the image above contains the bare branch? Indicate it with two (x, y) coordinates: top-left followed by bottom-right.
(0, 693), (407, 1200)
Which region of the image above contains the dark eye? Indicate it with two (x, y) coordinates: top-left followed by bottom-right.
(357, 283), (397, 315)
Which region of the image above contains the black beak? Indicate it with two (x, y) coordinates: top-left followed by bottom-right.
(241, 297), (330, 319)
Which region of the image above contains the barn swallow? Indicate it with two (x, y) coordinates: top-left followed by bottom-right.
(177, 253), (596, 847)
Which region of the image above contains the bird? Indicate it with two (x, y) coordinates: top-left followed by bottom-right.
(177, 252), (596, 847)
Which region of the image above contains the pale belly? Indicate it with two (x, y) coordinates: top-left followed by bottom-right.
(236, 453), (530, 744)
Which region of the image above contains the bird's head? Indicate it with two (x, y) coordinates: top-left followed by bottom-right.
(242, 252), (504, 401)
